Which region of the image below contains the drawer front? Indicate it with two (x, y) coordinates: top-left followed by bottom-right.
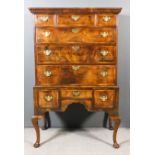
(36, 28), (116, 43)
(97, 14), (116, 26)
(35, 15), (54, 26)
(36, 28), (58, 43)
(36, 65), (116, 85)
(57, 14), (94, 26)
(38, 90), (59, 109)
(36, 45), (116, 64)
(61, 89), (92, 98)
(94, 90), (116, 108)
(93, 46), (116, 63)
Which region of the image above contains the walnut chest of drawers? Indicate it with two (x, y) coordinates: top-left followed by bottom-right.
(30, 8), (122, 148)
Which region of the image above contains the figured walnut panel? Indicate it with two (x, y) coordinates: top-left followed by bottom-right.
(36, 65), (116, 86)
(36, 28), (58, 43)
(97, 14), (116, 27)
(35, 14), (54, 26)
(84, 28), (116, 43)
(93, 46), (116, 63)
(38, 90), (59, 109)
(94, 90), (116, 108)
(61, 89), (92, 98)
(36, 28), (116, 43)
(57, 14), (94, 26)
(36, 45), (116, 64)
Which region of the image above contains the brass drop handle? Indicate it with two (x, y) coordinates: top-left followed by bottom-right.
(72, 45), (80, 52)
(100, 50), (109, 56)
(72, 28), (80, 33)
(100, 32), (109, 38)
(44, 95), (53, 102)
(100, 95), (108, 101)
(100, 71), (108, 77)
(72, 91), (80, 96)
(43, 48), (52, 56)
(71, 15), (80, 21)
(103, 16), (111, 22)
(72, 65), (80, 71)
(44, 70), (52, 77)
(42, 31), (51, 37)
(39, 16), (49, 22)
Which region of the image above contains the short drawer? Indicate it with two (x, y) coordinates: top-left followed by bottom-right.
(97, 14), (116, 26)
(38, 90), (59, 109)
(94, 89), (116, 108)
(61, 89), (92, 98)
(36, 65), (116, 86)
(36, 45), (116, 64)
(57, 14), (94, 26)
(35, 14), (54, 26)
(36, 28), (116, 43)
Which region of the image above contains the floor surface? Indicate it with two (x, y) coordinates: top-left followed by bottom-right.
(24, 128), (130, 155)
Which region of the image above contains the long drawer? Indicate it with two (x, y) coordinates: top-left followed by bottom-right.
(36, 27), (116, 43)
(36, 65), (116, 85)
(36, 45), (116, 64)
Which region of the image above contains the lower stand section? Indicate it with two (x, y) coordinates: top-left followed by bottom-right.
(32, 114), (121, 148)
(32, 115), (43, 148)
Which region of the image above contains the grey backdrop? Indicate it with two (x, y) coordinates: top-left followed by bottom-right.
(24, 0), (130, 127)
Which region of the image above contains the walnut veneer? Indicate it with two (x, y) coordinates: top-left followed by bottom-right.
(30, 8), (122, 148)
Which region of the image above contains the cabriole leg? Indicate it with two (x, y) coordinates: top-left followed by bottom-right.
(32, 115), (43, 148)
(109, 116), (121, 148)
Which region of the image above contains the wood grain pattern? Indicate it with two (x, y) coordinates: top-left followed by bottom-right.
(61, 89), (92, 98)
(38, 90), (59, 109)
(36, 28), (116, 43)
(36, 45), (116, 64)
(57, 14), (94, 26)
(97, 14), (116, 26)
(94, 90), (116, 108)
(35, 15), (54, 26)
(36, 65), (116, 86)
